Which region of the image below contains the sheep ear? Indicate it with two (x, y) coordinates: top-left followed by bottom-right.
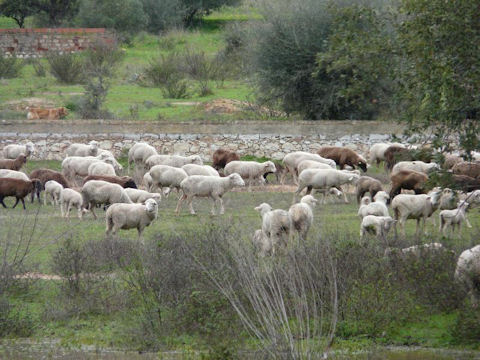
(254, 206), (260, 211)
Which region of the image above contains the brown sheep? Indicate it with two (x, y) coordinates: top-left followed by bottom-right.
(356, 176), (383, 203)
(443, 154), (462, 170)
(0, 154), (27, 171)
(452, 161), (480, 179)
(212, 149), (240, 170)
(0, 178), (42, 209)
(29, 168), (73, 203)
(452, 175), (480, 192)
(83, 175), (137, 189)
(317, 146), (367, 172)
(384, 146), (433, 172)
(384, 146), (409, 172)
(389, 170), (428, 199)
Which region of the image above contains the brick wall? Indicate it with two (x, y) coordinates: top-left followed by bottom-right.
(0, 28), (115, 58)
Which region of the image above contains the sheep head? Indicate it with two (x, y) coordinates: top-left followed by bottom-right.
(360, 196), (370, 206)
(373, 191), (389, 203)
(189, 155), (203, 165)
(145, 198), (158, 219)
(228, 173), (245, 187)
(300, 195), (318, 207)
(254, 203), (272, 217)
(264, 161), (276, 173)
(357, 156), (368, 172)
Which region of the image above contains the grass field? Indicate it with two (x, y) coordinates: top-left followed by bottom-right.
(0, 6), (268, 122)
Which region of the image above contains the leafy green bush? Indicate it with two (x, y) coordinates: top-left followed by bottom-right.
(144, 52), (189, 98)
(0, 56), (24, 78)
(46, 52), (84, 84)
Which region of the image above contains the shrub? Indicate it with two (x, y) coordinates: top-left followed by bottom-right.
(0, 56), (24, 78)
(31, 59), (46, 77)
(144, 52), (189, 98)
(140, 0), (184, 33)
(46, 52), (84, 84)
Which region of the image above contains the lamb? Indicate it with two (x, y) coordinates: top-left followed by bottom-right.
(65, 141), (99, 157)
(82, 175), (137, 189)
(106, 198), (158, 242)
(455, 245), (480, 306)
(0, 169), (30, 181)
(3, 142), (35, 159)
(224, 160), (276, 189)
(87, 162), (117, 176)
(149, 165), (188, 197)
(0, 178), (41, 210)
(212, 149), (240, 170)
(0, 155), (27, 171)
(29, 168), (72, 203)
(392, 161), (440, 175)
(452, 162), (480, 179)
(391, 189), (442, 237)
(283, 152), (336, 184)
(429, 187), (457, 227)
(252, 229), (272, 257)
(124, 188), (161, 204)
(317, 146), (368, 172)
(369, 143), (406, 166)
(439, 201), (469, 237)
(145, 154), (203, 169)
(254, 203), (292, 255)
(182, 164), (220, 177)
(81, 180), (133, 219)
(60, 188), (85, 219)
(288, 195), (318, 240)
(44, 180), (63, 206)
(294, 168), (359, 203)
(175, 173), (245, 215)
(357, 191), (389, 218)
(389, 170), (428, 199)
(356, 176), (383, 203)
(360, 215), (396, 241)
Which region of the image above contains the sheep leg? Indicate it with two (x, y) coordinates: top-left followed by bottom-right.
(175, 194), (187, 215)
(210, 195), (217, 215)
(137, 227), (145, 244)
(465, 214), (472, 228)
(90, 204), (97, 220)
(0, 197), (7, 208)
(218, 196), (225, 215)
(340, 186), (349, 203)
(12, 197), (20, 209)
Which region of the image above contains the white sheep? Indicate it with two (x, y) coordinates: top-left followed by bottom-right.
(357, 191), (389, 218)
(65, 141), (99, 157)
(391, 190), (442, 237)
(124, 188), (161, 204)
(254, 202), (292, 255)
(106, 198), (158, 242)
(439, 201), (470, 237)
(128, 142), (158, 169)
(311, 187), (344, 204)
(385, 243), (448, 259)
(360, 215), (396, 241)
(294, 168), (359, 203)
(62, 155), (119, 184)
(224, 160), (276, 190)
(96, 152), (123, 173)
(3, 142), (35, 159)
(392, 161), (440, 175)
(252, 229), (272, 257)
(283, 151), (336, 184)
(81, 180), (132, 219)
(87, 162), (117, 176)
(455, 245), (480, 306)
(369, 142), (406, 165)
(149, 165), (188, 197)
(458, 190), (480, 228)
(297, 159), (332, 175)
(175, 173), (245, 215)
(60, 188), (85, 219)
(145, 154), (203, 169)
(142, 171), (156, 192)
(288, 195), (318, 240)
(44, 180), (63, 206)
(0, 169), (30, 181)
(182, 164), (219, 177)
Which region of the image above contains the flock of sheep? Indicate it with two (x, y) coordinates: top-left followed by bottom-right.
(0, 139), (480, 305)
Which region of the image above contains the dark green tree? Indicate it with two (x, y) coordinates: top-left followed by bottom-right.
(181, 0), (240, 27)
(398, 0), (480, 153)
(33, 0), (79, 26)
(0, 0), (36, 28)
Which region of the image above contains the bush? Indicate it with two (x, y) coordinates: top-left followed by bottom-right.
(0, 57), (24, 78)
(76, 0), (147, 34)
(0, 297), (35, 337)
(47, 52), (84, 84)
(143, 52), (189, 98)
(140, 0), (184, 33)
(31, 59), (46, 77)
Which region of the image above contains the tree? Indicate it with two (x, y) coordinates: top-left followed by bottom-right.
(181, 0), (240, 27)
(33, 0), (78, 26)
(0, 0), (36, 28)
(398, 0), (480, 154)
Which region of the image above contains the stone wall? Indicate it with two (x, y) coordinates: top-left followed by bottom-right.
(0, 28), (114, 58)
(0, 131), (402, 161)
